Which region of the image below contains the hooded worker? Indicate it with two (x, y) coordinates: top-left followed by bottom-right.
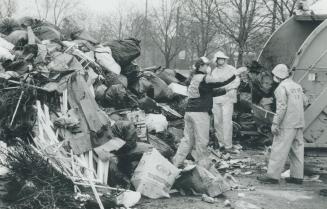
(258, 64), (308, 184)
(206, 51), (240, 150)
(172, 57), (236, 168)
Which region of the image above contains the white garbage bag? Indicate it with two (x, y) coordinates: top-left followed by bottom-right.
(131, 148), (179, 199)
(0, 37), (14, 50)
(116, 190), (141, 208)
(0, 46), (14, 61)
(94, 47), (121, 74)
(168, 83), (188, 96)
(145, 114), (168, 133)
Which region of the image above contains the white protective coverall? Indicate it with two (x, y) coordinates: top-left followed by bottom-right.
(207, 64), (240, 149)
(267, 78), (306, 180)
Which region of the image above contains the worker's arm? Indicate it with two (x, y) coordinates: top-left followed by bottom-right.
(224, 76), (240, 91)
(199, 75), (236, 96)
(203, 75), (236, 88)
(272, 86), (288, 126)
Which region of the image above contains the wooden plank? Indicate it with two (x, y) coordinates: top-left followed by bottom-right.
(62, 89), (68, 113)
(97, 160), (104, 184)
(102, 160), (109, 185)
(27, 26), (36, 44)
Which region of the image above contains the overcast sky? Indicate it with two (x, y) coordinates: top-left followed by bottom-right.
(13, 0), (327, 18)
(15, 0), (162, 18)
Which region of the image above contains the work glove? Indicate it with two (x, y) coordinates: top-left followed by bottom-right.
(271, 124), (280, 136)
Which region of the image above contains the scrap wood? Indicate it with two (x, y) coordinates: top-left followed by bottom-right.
(7, 80), (50, 91)
(33, 100), (114, 209)
(9, 90), (24, 127)
(74, 182), (127, 192)
(157, 103), (183, 118)
(27, 26), (36, 45)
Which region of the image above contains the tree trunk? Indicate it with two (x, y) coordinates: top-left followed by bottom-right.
(165, 55), (170, 68)
(271, 0), (277, 34)
(237, 45), (244, 68)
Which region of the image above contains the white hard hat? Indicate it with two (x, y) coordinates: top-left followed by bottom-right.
(200, 56), (210, 64)
(235, 67), (248, 75)
(272, 64), (289, 79)
(213, 51), (229, 62)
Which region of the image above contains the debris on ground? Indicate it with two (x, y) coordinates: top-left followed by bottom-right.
(131, 148), (179, 199)
(234, 200), (262, 209)
(224, 199), (232, 207)
(201, 194), (216, 204)
(175, 165), (230, 197)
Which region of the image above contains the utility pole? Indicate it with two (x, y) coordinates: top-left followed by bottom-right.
(142, 0), (148, 67)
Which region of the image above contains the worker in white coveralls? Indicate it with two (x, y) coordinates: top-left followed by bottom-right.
(258, 64), (308, 184)
(206, 51), (240, 150)
(172, 57), (236, 168)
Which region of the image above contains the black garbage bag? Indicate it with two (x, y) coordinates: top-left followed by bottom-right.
(95, 84), (138, 109)
(2, 59), (30, 75)
(33, 25), (61, 41)
(111, 120), (138, 155)
(71, 29), (99, 45)
(148, 134), (174, 158)
(103, 38), (141, 67)
(138, 96), (158, 113)
(142, 71), (174, 102)
(0, 18), (22, 35)
(121, 62), (141, 85)
(156, 68), (179, 85)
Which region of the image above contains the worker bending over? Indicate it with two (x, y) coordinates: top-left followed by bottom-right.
(258, 64), (308, 184)
(172, 57), (235, 168)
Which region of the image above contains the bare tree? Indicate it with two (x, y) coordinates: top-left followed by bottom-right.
(149, 0), (183, 68)
(0, 0), (16, 18)
(213, 0), (269, 67)
(34, 0), (79, 26)
(262, 0), (300, 25)
(183, 0), (220, 57)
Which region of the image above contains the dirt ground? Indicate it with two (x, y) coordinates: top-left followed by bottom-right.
(138, 149), (327, 209)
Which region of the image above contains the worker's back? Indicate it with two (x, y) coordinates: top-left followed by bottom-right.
(275, 78), (305, 128)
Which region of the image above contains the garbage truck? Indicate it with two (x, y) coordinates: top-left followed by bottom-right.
(257, 13), (327, 151)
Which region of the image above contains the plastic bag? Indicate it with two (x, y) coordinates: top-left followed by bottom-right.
(121, 62), (141, 84)
(94, 47), (121, 74)
(0, 46), (15, 61)
(104, 38), (141, 67)
(33, 25), (61, 41)
(168, 83), (188, 96)
(131, 148), (179, 199)
(0, 37), (14, 50)
(157, 68), (179, 85)
(115, 190), (141, 208)
(145, 114), (168, 133)
(5, 30), (27, 46)
(142, 71), (174, 101)
(0, 18), (21, 35)
(175, 165), (230, 197)
(71, 29), (99, 45)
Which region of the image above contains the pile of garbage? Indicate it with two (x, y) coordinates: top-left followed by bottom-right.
(0, 17), (232, 209)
